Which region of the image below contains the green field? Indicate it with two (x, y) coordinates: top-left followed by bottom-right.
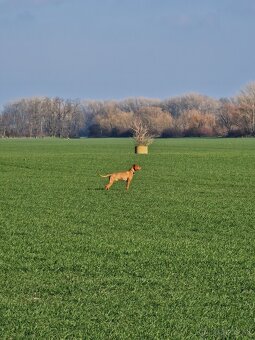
(0, 138), (255, 339)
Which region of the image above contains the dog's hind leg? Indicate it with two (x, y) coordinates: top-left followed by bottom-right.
(105, 176), (114, 190)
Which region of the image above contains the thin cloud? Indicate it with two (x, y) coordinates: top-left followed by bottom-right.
(16, 10), (35, 23)
(1, 0), (67, 6)
(29, 0), (66, 4)
(159, 10), (221, 31)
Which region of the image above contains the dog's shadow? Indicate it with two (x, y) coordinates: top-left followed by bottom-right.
(87, 187), (129, 192)
(87, 187), (105, 191)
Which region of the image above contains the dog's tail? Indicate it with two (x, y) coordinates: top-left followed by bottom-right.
(99, 174), (111, 178)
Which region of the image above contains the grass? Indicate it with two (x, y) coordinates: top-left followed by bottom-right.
(0, 137), (255, 339)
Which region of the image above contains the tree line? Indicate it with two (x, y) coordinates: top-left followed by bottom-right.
(1, 82), (255, 138)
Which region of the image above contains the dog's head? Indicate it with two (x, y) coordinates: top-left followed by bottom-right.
(132, 164), (141, 171)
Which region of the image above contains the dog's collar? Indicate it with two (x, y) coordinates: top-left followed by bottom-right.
(131, 168), (135, 173)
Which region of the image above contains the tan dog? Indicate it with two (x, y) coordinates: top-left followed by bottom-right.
(100, 164), (141, 190)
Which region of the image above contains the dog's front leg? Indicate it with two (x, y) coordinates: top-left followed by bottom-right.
(126, 178), (132, 190)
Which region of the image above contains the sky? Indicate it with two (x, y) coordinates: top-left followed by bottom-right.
(0, 0), (255, 107)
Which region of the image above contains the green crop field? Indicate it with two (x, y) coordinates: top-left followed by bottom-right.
(0, 138), (255, 339)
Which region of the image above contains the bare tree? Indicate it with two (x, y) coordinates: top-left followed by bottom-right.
(177, 109), (217, 137)
(131, 115), (154, 146)
(163, 93), (219, 117)
(136, 106), (173, 136)
(217, 99), (241, 136)
(236, 82), (255, 135)
(117, 97), (160, 113)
